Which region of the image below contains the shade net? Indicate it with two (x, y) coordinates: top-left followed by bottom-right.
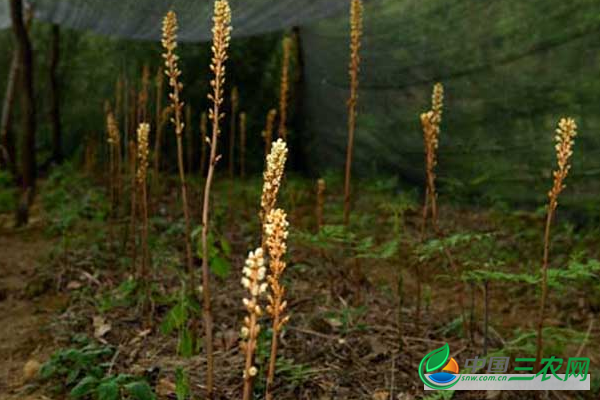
(2, 0), (600, 214)
(301, 0), (600, 214)
(0, 0), (354, 41)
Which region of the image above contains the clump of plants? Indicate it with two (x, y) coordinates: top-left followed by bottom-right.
(39, 336), (155, 400)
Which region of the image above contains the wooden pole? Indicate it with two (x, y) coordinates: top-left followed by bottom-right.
(49, 24), (63, 164)
(0, 48), (19, 176)
(9, 0), (36, 226)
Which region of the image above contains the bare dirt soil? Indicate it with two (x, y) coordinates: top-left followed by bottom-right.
(0, 213), (65, 399)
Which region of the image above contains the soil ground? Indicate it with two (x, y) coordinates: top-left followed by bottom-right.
(0, 206), (67, 399)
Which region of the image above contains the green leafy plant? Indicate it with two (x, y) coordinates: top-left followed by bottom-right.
(175, 367), (190, 400)
(293, 224), (398, 260)
(0, 170), (16, 213)
(39, 336), (155, 399)
(41, 163), (109, 235)
(193, 229), (232, 279)
(160, 282), (201, 357)
(96, 277), (139, 313)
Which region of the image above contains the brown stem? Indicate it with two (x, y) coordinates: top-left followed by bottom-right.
(141, 181), (151, 321)
(153, 68), (163, 188)
(201, 150), (216, 398)
(129, 88), (137, 140)
(265, 311), (281, 400)
(242, 312), (258, 400)
(397, 270), (404, 350)
(535, 208), (554, 371)
(201, 74), (223, 400)
(239, 113), (246, 179)
(414, 263), (421, 330)
(469, 280), (475, 346)
(483, 280), (489, 357)
(129, 142), (138, 268)
(109, 142), (115, 212)
(343, 99), (356, 226)
(176, 133), (195, 294)
(200, 112), (208, 177)
(115, 136), (122, 212)
(420, 186), (430, 241)
(428, 170), (438, 231)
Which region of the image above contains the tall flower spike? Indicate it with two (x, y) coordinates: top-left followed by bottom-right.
(548, 118), (577, 210)
(161, 9), (195, 353)
(201, 2), (232, 397)
(431, 82), (444, 126)
(535, 117), (577, 371)
(106, 111), (120, 146)
(343, 0), (363, 226)
(262, 108), (277, 157)
(420, 82), (444, 237)
(162, 10), (184, 136)
(264, 208), (290, 400)
(241, 248), (267, 400)
(106, 109), (122, 211)
(278, 37), (292, 140)
(260, 139), (288, 222)
(207, 0), (232, 136)
(136, 123), (150, 184)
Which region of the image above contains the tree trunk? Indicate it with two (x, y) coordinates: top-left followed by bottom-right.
(9, 0), (36, 226)
(49, 25), (63, 164)
(0, 49), (19, 176)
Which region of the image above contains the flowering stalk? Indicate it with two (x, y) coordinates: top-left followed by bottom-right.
(136, 123), (151, 311)
(162, 10), (195, 298)
(417, 83), (445, 328)
(128, 139), (138, 268)
(265, 209), (290, 400)
(278, 38), (291, 140)
(106, 110), (121, 215)
(138, 65), (150, 123)
(240, 248), (267, 400)
(260, 139), (288, 233)
(420, 83), (444, 238)
(535, 118), (577, 371)
(262, 109), (277, 159)
(343, 0), (363, 226)
(201, 2), (232, 396)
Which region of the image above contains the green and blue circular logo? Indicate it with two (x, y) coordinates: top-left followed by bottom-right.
(419, 343), (460, 390)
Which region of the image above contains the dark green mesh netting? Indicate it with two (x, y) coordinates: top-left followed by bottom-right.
(301, 0), (600, 212)
(2, 0), (600, 212)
